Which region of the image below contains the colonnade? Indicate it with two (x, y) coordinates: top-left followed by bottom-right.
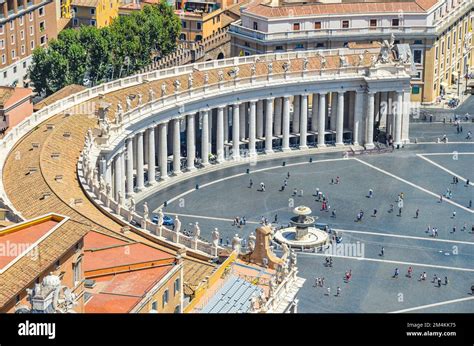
(104, 89), (411, 200)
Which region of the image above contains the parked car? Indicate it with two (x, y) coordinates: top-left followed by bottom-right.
(151, 214), (174, 226)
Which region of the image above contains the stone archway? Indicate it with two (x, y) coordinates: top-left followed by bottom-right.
(217, 52), (225, 60)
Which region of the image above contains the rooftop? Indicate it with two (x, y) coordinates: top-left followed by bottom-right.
(0, 87), (33, 109)
(244, 0), (439, 17)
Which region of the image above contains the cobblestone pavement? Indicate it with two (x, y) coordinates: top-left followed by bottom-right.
(141, 124), (474, 313)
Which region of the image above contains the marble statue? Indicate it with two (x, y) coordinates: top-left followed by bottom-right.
(218, 70), (224, 81)
(173, 79), (181, 92)
(117, 102), (123, 115)
(358, 53), (364, 65)
(231, 233), (241, 253)
(143, 202), (149, 220)
(99, 176), (105, 192)
(137, 93), (143, 106)
(282, 61), (290, 72)
(157, 208), (164, 228)
(267, 62), (273, 74)
(126, 96), (132, 111)
(212, 228), (219, 247)
(106, 183), (112, 197)
(148, 88), (156, 102)
(302, 57), (309, 71)
(99, 117), (110, 136)
(129, 197), (136, 213)
(86, 128), (94, 147)
(188, 73), (193, 88)
(118, 191), (124, 206)
(390, 33), (396, 47)
(320, 55), (327, 68)
(250, 63), (257, 76)
(161, 83), (167, 96)
(282, 242), (290, 259)
(248, 232), (256, 252)
(340, 54), (348, 67)
(193, 222), (201, 239)
(174, 215), (181, 234)
(93, 168), (99, 187)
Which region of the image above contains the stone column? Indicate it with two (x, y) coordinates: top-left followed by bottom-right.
(379, 92), (388, 129)
(256, 100), (264, 138)
(292, 95), (300, 134)
(232, 103), (240, 159)
(265, 97), (274, 153)
(159, 122), (168, 179)
(394, 91), (403, 146)
(311, 93), (319, 132)
(401, 89), (411, 143)
(147, 127), (156, 184)
(353, 91), (363, 146)
(114, 154), (121, 201)
(216, 106), (225, 162)
(365, 91), (375, 149)
(223, 106), (229, 143)
(239, 103), (246, 140)
(274, 97), (282, 136)
(282, 96), (291, 151)
(300, 94), (308, 149)
(318, 93), (326, 147)
(119, 150), (126, 198)
(173, 118), (181, 175)
(105, 160), (112, 188)
(330, 93), (337, 131)
(126, 138), (134, 197)
(336, 91), (345, 146)
(136, 131), (145, 190)
(201, 110), (209, 165)
(249, 100), (257, 155)
(187, 114), (196, 170)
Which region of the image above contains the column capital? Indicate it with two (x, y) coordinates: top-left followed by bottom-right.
(217, 105), (227, 110)
(249, 99), (259, 104)
(318, 91), (328, 96)
(136, 129), (146, 135)
(232, 102), (241, 107)
(266, 97), (275, 102)
(200, 108), (210, 114)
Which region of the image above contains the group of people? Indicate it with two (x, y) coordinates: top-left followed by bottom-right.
(232, 216), (246, 227)
(393, 267), (449, 287)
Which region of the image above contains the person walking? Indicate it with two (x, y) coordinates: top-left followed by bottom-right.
(407, 266), (413, 278)
(331, 209), (336, 218)
(393, 268), (399, 278)
(445, 276), (449, 285)
(368, 189), (373, 198)
(249, 179), (253, 188)
(437, 278), (442, 287)
(274, 214), (278, 223)
(373, 209), (378, 217)
(260, 182), (265, 192)
(327, 287), (331, 296)
(415, 209), (420, 218)
(380, 246), (385, 257)
(336, 286), (341, 297)
(293, 188), (298, 196)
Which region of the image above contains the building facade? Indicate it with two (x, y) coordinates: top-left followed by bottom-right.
(229, 0), (474, 104)
(0, 0), (60, 86)
(71, 0), (120, 28)
(0, 85), (33, 133)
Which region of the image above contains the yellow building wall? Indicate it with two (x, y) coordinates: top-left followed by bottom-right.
(95, 0), (120, 28)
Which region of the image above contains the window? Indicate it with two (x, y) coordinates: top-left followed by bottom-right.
(13, 66), (17, 73)
(21, 45), (25, 55)
(11, 49), (16, 59)
(29, 12), (33, 21)
(441, 42), (445, 54)
(29, 26), (34, 35)
(196, 22), (202, 30)
(295, 43), (304, 49)
(73, 18), (78, 26)
(244, 42), (250, 47)
(435, 46), (439, 59)
(412, 85), (420, 94)
(39, 21), (45, 31)
(90, 19), (96, 26)
(314, 21), (321, 29)
(23, 61), (27, 68)
(3, 71), (6, 78)
(40, 35), (46, 45)
(316, 42), (324, 48)
(151, 301), (158, 311)
(293, 23), (300, 30)
(39, 6), (44, 16)
(10, 21), (15, 30)
(73, 258), (82, 285)
(174, 305), (180, 313)
(414, 71), (421, 79)
(179, 33), (186, 40)
(342, 20), (349, 29)
(453, 32), (456, 42)
(369, 19), (377, 27)
(391, 18), (399, 27)
(162, 289), (169, 307)
(16, 295), (20, 304)
(90, 8), (95, 15)
(414, 39), (422, 45)
(1, 54), (6, 64)
(20, 30), (24, 40)
(182, 21), (186, 28)
(0, 25), (3, 34)
(413, 49), (422, 64)
(253, 22), (258, 30)
(275, 45), (283, 51)
(19, 16), (24, 26)
(0, 40), (4, 49)
(174, 278), (180, 295)
(447, 37), (451, 48)
(30, 40), (34, 49)
(11, 35), (15, 44)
